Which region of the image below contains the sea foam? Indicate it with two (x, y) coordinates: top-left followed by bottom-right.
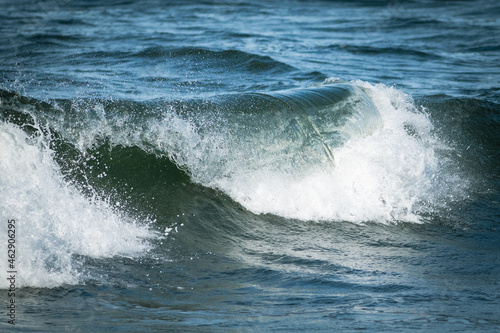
(0, 121), (155, 288)
(207, 81), (452, 223)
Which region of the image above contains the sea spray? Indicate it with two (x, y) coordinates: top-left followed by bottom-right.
(0, 121), (155, 288)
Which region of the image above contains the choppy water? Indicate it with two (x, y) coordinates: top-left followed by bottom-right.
(1, 0), (499, 331)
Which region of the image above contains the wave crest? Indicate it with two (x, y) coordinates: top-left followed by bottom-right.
(0, 80), (461, 224)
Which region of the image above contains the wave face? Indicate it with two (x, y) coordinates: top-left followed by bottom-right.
(165, 82), (383, 183)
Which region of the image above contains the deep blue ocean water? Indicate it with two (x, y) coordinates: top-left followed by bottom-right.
(1, 0), (499, 331)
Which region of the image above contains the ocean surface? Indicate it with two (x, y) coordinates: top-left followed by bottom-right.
(1, 0), (499, 331)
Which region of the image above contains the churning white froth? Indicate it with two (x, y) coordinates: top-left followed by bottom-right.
(212, 81), (452, 223)
(0, 122), (154, 288)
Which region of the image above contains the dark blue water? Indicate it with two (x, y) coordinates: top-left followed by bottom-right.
(1, 0), (499, 331)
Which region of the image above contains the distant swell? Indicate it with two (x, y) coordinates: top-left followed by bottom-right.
(69, 46), (297, 74)
(329, 44), (442, 60)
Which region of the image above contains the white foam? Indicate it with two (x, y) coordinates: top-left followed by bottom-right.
(212, 81), (455, 223)
(0, 122), (155, 288)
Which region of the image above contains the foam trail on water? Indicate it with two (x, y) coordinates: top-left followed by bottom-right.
(0, 121), (155, 288)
